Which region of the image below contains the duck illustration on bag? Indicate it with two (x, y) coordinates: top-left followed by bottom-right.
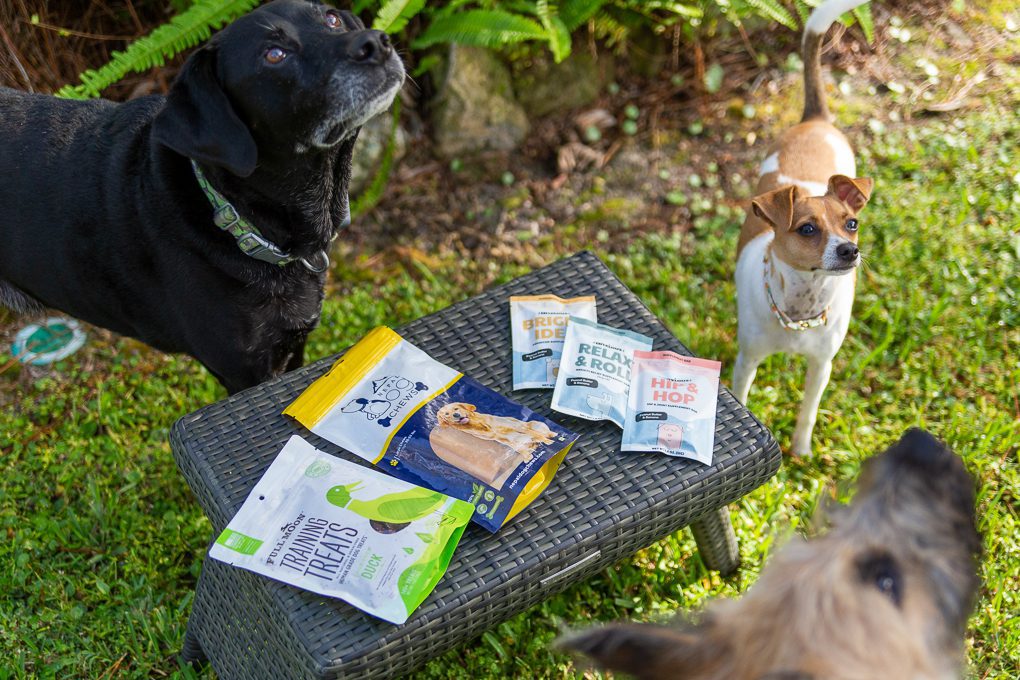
(340, 376), (429, 427)
(326, 481), (447, 523)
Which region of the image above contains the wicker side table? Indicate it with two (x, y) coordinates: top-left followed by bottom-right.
(171, 251), (781, 679)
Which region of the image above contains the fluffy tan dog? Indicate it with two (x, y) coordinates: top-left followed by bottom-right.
(561, 429), (981, 680)
(435, 402), (556, 460)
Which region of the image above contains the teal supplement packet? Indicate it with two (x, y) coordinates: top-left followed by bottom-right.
(550, 317), (653, 428)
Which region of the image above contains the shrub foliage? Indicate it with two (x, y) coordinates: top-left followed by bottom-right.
(58, 0), (873, 99)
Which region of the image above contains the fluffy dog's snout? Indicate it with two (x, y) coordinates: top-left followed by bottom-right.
(347, 30), (392, 65)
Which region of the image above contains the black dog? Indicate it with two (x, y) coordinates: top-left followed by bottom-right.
(0, 0), (404, 393)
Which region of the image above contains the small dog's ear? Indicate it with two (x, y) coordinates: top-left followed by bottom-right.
(152, 46), (257, 177)
(751, 185), (798, 230)
(558, 623), (723, 679)
(827, 175), (873, 213)
(464, 404), (477, 412)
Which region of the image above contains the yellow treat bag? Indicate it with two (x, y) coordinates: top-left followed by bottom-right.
(285, 327), (580, 532)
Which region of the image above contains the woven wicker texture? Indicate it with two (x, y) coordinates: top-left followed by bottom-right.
(172, 251), (781, 679)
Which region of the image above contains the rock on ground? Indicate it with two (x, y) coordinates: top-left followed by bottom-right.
(431, 45), (529, 158)
(350, 110), (407, 195)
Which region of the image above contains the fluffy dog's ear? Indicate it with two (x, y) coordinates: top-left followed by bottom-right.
(827, 175), (873, 213)
(558, 623), (726, 679)
(751, 185), (799, 231)
(152, 46), (257, 177)
(464, 404), (477, 412)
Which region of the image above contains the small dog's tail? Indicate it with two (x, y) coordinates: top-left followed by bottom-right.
(801, 0), (870, 122)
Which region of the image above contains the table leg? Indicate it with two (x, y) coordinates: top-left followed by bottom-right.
(180, 574), (209, 668)
(690, 505), (740, 575)
(180, 621), (208, 667)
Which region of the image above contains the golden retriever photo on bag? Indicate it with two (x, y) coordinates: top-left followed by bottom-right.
(435, 402), (557, 460)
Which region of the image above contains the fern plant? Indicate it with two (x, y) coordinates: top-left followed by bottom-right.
(57, 0), (261, 99)
(61, 0), (875, 99)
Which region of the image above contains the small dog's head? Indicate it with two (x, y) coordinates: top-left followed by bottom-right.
(752, 175), (873, 275)
(152, 0), (404, 176)
(560, 428), (981, 680)
(437, 402), (478, 427)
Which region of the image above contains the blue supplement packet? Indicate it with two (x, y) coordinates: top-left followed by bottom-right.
(621, 351), (722, 465)
(510, 295), (597, 390)
(550, 317), (653, 428)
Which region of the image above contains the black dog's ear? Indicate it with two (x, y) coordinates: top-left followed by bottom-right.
(151, 46), (257, 177)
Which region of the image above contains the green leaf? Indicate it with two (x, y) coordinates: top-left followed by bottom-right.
(851, 3), (875, 44)
(537, 1), (573, 62)
(704, 62), (724, 94)
(412, 10), (548, 50)
(372, 0), (427, 34)
(741, 0), (797, 29)
(57, 0), (260, 99)
(482, 631), (508, 661)
(559, 0), (608, 31)
(646, 1), (703, 19)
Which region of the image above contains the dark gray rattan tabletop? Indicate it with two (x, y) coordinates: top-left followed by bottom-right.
(172, 251), (781, 678)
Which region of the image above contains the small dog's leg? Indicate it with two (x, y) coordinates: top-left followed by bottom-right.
(731, 349), (764, 404)
(791, 355), (833, 456)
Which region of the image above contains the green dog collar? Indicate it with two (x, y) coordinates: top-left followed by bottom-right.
(191, 160), (330, 273)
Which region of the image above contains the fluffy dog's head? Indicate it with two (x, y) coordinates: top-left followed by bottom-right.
(752, 175), (873, 275)
(152, 0), (404, 177)
(560, 428), (981, 680)
(437, 402), (478, 428)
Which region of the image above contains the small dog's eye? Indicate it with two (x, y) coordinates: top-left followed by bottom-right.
(325, 11), (343, 29)
(265, 47), (288, 64)
(796, 222), (817, 236)
(845, 218), (858, 232)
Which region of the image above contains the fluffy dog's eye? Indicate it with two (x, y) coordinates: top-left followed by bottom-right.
(265, 47), (288, 64)
(325, 11), (343, 29)
(856, 552), (903, 607)
(845, 218), (859, 232)
(796, 222), (817, 236)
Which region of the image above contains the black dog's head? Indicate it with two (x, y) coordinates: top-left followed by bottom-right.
(152, 0), (404, 177)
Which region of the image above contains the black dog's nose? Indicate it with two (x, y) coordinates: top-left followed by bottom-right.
(836, 242), (859, 261)
(348, 30), (392, 65)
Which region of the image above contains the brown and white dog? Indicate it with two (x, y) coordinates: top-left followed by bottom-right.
(732, 0), (874, 456)
(561, 428), (982, 680)
(435, 402), (556, 459)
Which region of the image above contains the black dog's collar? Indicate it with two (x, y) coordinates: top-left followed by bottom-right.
(191, 160), (331, 273)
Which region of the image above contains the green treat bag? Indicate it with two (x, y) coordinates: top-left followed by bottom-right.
(209, 435), (473, 624)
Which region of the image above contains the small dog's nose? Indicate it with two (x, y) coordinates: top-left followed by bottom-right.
(348, 30), (392, 65)
(836, 242), (859, 261)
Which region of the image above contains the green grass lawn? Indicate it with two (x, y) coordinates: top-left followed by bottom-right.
(2, 45), (1019, 680)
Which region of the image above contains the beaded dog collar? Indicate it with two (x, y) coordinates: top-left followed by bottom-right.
(763, 250), (829, 331)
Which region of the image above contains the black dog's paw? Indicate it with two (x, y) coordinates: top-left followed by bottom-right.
(378, 417), (392, 427)
(415, 382), (428, 391)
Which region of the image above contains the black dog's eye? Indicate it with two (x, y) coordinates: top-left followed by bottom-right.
(325, 10), (343, 29)
(856, 552), (903, 607)
(265, 47), (288, 64)
(796, 222), (818, 236)
(845, 218), (858, 232)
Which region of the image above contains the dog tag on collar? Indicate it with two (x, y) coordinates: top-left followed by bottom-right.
(11, 317), (87, 366)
